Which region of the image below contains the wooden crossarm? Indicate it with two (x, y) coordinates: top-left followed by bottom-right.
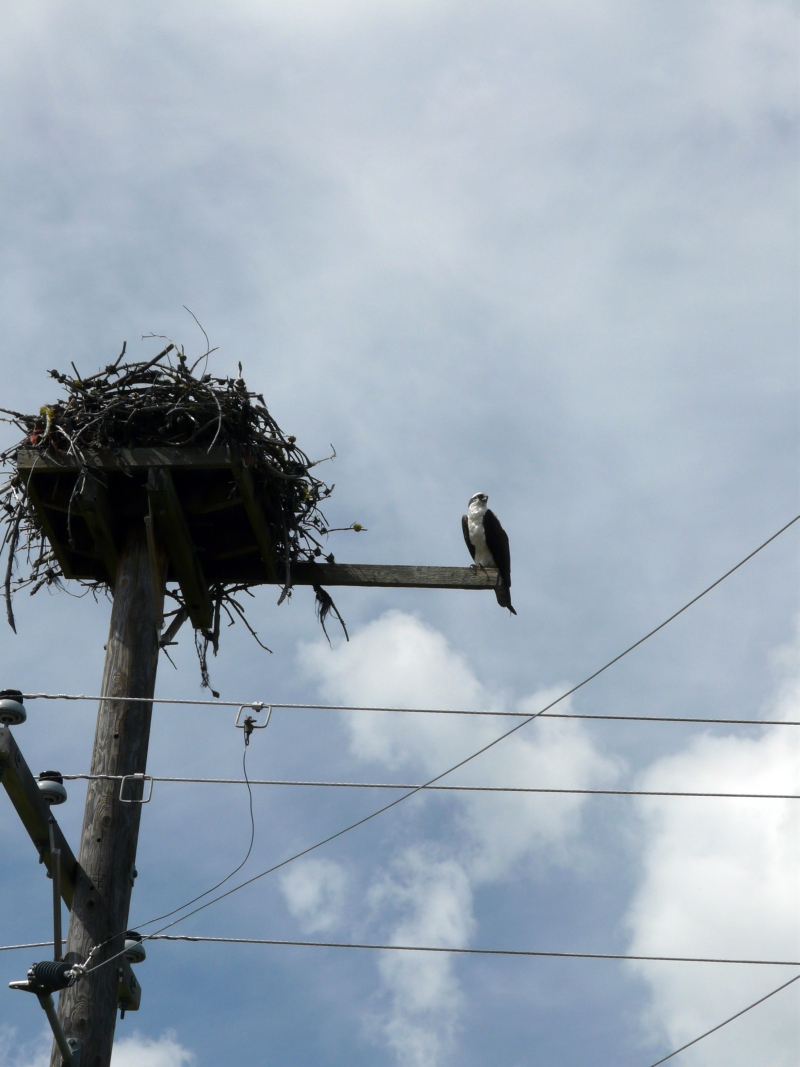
(16, 446), (231, 471)
(288, 563), (499, 589)
(0, 727), (83, 909)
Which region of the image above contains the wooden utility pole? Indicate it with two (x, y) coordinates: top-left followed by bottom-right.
(50, 526), (163, 1067)
(12, 445), (498, 1066)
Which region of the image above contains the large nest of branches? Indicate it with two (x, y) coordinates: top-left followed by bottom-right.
(0, 338), (353, 691)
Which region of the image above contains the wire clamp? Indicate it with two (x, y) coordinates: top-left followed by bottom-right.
(119, 774), (154, 804)
(235, 704), (272, 745)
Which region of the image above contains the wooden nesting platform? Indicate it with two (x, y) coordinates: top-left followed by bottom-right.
(16, 447), (498, 630)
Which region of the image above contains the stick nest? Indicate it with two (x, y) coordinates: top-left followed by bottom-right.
(0, 340), (354, 692)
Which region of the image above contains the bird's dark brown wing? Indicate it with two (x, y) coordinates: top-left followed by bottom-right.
(483, 509), (511, 589)
(462, 514), (476, 560)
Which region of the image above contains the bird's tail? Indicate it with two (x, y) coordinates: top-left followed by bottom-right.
(494, 582), (517, 615)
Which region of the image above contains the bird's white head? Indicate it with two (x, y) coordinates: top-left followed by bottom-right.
(468, 492), (488, 514)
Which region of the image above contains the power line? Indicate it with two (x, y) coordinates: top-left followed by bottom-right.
(18, 509), (800, 728)
(18, 696), (800, 728)
(0, 941), (51, 953)
(60, 774), (800, 800)
(141, 935), (800, 967)
(135, 740), (258, 928)
(1, 943), (797, 1064)
(646, 972), (800, 1066)
(85, 513), (800, 975)
(5, 936), (798, 969)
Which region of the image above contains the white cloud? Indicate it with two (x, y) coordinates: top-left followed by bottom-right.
(300, 610), (620, 879)
(626, 634), (800, 1065)
(280, 857), (349, 933)
(112, 1032), (195, 1067)
(300, 610), (618, 1064)
(368, 847), (474, 1067)
(0, 1026), (49, 1067)
(0, 1029), (193, 1067)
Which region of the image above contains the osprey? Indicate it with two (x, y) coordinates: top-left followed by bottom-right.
(462, 493), (517, 615)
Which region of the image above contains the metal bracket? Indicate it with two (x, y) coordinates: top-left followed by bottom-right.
(117, 957), (142, 1017)
(119, 774), (153, 804)
(234, 704), (272, 731)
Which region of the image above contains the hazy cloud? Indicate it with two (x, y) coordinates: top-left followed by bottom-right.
(626, 629), (800, 1065)
(0, 1029), (194, 1067)
(280, 857), (349, 934)
(300, 610), (619, 1063)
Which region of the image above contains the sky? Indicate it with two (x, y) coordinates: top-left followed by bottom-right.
(0, 1), (798, 1065)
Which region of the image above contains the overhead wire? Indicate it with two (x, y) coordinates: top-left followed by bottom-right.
(3, 942), (797, 1064)
(0, 941), (51, 953)
(645, 972), (800, 1067)
(16, 505), (800, 731)
(132, 740), (257, 929)
(80, 512), (800, 978)
(145, 935), (800, 967)
(59, 774), (800, 800)
(18, 696), (800, 728)
(3, 936), (798, 968)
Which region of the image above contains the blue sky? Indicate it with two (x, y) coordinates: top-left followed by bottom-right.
(0, 2), (798, 1065)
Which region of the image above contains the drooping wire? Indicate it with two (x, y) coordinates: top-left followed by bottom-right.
(77, 730), (260, 971)
(132, 738), (257, 932)
(645, 972), (800, 1066)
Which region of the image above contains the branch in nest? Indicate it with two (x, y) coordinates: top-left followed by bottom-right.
(3, 514), (20, 632)
(313, 584), (349, 646)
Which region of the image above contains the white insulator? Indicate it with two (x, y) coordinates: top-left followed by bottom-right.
(0, 696), (26, 726)
(124, 933), (146, 964)
(37, 774), (67, 805)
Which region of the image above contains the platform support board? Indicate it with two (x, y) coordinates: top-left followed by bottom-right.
(146, 467), (213, 631)
(287, 563), (499, 590)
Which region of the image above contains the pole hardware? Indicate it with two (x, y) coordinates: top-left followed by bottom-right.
(9, 961), (81, 1065)
(117, 953), (142, 1019)
(0, 689), (26, 726)
(9, 960), (74, 995)
(119, 773), (153, 804)
(0, 726), (82, 910)
(38, 770), (68, 806)
(235, 704), (272, 745)
(37, 772), (68, 959)
(123, 930), (146, 964)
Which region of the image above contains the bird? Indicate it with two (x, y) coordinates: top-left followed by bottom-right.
(462, 492), (516, 615)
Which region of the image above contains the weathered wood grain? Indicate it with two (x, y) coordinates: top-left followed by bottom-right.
(77, 475), (119, 582)
(288, 563), (499, 589)
(51, 527), (162, 1067)
(146, 468), (213, 631)
(17, 446), (232, 471)
(229, 449), (278, 583)
(23, 475), (77, 579)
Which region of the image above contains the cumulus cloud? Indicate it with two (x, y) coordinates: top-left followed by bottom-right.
(0, 1029), (194, 1067)
(112, 1032), (195, 1067)
(280, 857), (349, 933)
(626, 633), (800, 1066)
(0, 1026), (49, 1067)
(298, 610), (618, 1064)
(367, 847), (475, 1067)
